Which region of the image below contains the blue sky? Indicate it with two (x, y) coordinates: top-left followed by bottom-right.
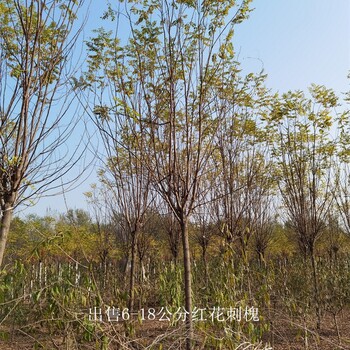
(23, 0), (350, 217)
(234, 0), (349, 94)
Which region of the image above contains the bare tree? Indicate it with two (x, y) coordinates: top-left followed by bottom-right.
(269, 86), (338, 329)
(97, 141), (153, 312)
(85, 184), (116, 273)
(165, 212), (181, 264)
(334, 165), (350, 236)
(333, 111), (350, 239)
(82, 1), (253, 347)
(0, 0), (86, 266)
(251, 197), (275, 266)
(192, 206), (217, 286)
(213, 72), (272, 263)
(86, 73), (155, 311)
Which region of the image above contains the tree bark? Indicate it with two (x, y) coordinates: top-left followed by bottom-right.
(128, 232), (137, 312)
(0, 203), (14, 267)
(310, 248), (321, 330)
(181, 219), (192, 350)
(202, 245), (208, 287)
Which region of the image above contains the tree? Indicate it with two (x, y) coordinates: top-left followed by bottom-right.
(333, 107), (350, 240)
(192, 206), (217, 286)
(86, 98), (154, 311)
(269, 85), (338, 329)
(98, 154), (153, 312)
(164, 211), (182, 264)
(0, 0), (85, 266)
(208, 70), (273, 263)
(85, 184), (117, 268)
(83, 0), (253, 347)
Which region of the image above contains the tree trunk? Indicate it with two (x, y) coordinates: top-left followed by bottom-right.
(310, 250), (321, 330)
(0, 202), (14, 267)
(128, 232), (137, 312)
(181, 219), (192, 350)
(202, 245), (208, 287)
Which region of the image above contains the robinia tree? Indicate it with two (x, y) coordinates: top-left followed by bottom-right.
(82, 0), (253, 348)
(268, 85), (338, 329)
(0, 0), (85, 266)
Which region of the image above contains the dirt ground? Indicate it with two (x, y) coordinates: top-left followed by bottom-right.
(268, 309), (350, 350)
(1, 309), (349, 349)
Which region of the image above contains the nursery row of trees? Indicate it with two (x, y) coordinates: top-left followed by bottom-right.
(3, 197), (350, 347)
(75, 0), (350, 347)
(0, 0), (86, 267)
(1, 0), (350, 348)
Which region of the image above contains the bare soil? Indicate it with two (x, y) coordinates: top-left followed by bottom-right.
(0, 309), (349, 349)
